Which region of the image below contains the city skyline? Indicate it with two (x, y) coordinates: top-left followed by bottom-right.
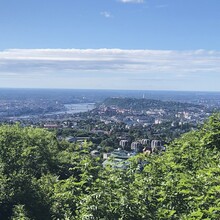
(0, 0), (220, 91)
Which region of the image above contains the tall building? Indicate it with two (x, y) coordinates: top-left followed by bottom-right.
(119, 140), (129, 149)
(151, 140), (162, 152)
(140, 139), (150, 146)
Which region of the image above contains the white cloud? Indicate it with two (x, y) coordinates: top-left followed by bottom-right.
(0, 48), (220, 74)
(0, 48), (220, 90)
(119, 0), (144, 3)
(100, 11), (112, 18)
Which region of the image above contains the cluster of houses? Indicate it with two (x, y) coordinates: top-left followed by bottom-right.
(119, 139), (165, 153)
(102, 139), (165, 169)
(63, 134), (165, 170)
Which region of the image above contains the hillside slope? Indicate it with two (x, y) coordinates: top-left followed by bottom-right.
(0, 115), (220, 219)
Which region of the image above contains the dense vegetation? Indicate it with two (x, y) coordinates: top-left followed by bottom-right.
(102, 97), (201, 112)
(1, 114), (220, 219)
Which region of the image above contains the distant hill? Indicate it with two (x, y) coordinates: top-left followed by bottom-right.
(102, 97), (202, 111)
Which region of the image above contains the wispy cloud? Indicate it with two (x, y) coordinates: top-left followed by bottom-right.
(100, 11), (112, 18)
(119, 0), (145, 4)
(0, 49), (220, 90)
(1, 48), (219, 73)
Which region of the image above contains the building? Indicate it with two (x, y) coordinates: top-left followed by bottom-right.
(151, 140), (162, 152)
(119, 140), (129, 149)
(102, 148), (133, 169)
(140, 139), (150, 146)
(131, 141), (141, 152)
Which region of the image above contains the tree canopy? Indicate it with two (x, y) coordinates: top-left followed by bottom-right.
(0, 114), (220, 219)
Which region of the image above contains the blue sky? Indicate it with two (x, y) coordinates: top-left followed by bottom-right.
(0, 0), (220, 91)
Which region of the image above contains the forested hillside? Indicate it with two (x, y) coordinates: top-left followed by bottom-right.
(1, 114), (220, 219)
(102, 97), (201, 111)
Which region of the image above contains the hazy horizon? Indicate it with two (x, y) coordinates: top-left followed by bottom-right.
(1, 87), (220, 93)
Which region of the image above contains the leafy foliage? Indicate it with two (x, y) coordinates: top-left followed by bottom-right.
(1, 114), (220, 219)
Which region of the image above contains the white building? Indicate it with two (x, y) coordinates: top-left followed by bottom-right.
(119, 140), (129, 149)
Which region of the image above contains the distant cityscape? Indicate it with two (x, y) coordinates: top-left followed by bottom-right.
(1, 88), (220, 168)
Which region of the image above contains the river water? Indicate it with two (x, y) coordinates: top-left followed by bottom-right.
(62, 103), (95, 114)
(44, 103), (96, 116)
(13, 103), (96, 119)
